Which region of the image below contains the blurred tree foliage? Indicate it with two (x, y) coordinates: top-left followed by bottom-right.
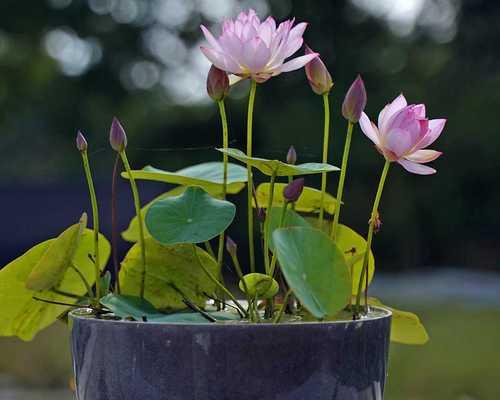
(0, 0), (498, 272)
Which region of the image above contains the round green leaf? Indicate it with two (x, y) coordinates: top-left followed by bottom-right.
(266, 207), (309, 251)
(369, 298), (429, 345)
(119, 239), (220, 310)
(306, 219), (375, 295)
(255, 183), (340, 214)
(26, 213), (87, 291)
(121, 162), (247, 193)
(122, 185), (232, 243)
(217, 148), (339, 177)
(239, 273), (279, 299)
(0, 229), (110, 341)
(146, 186), (236, 245)
(272, 226), (351, 319)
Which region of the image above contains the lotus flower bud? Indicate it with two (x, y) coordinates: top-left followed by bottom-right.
(226, 236), (237, 256)
(283, 178), (305, 203)
(286, 145), (297, 165)
(257, 207), (266, 222)
(207, 65), (229, 101)
(109, 117), (128, 152)
(76, 130), (88, 152)
(304, 45), (333, 95)
(342, 75), (367, 123)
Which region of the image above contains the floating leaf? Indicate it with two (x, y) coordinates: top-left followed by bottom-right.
(121, 162), (247, 193)
(369, 298), (429, 345)
(307, 219), (375, 295)
(255, 183), (340, 214)
(272, 226), (351, 319)
(122, 185), (230, 242)
(119, 239), (220, 310)
(150, 311), (240, 323)
(146, 186), (235, 245)
(100, 294), (240, 323)
(217, 148), (339, 177)
(25, 213), (87, 291)
(239, 273), (279, 299)
(0, 229), (110, 341)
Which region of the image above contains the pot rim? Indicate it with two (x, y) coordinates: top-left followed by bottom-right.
(69, 306), (391, 328)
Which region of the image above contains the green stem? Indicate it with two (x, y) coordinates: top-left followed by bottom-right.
(216, 100), (230, 274)
(355, 160), (391, 315)
(69, 263), (93, 299)
(204, 241), (216, 259)
(111, 153), (121, 294)
(263, 170), (277, 274)
(120, 151), (147, 299)
(331, 121), (354, 240)
(268, 202), (289, 277)
(229, 252), (255, 321)
(246, 79), (257, 273)
(80, 151), (101, 303)
(192, 245), (248, 318)
(273, 289), (292, 324)
(319, 93), (331, 226)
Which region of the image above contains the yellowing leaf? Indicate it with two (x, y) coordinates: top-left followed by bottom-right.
(217, 148), (339, 177)
(254, 183), (340, 214)
(0, 229), (110, 341)
(119, 239), (220, 311)
(121, 162), (247, 194)
(369, 298), (429, 345)
(306, 219), (375, 295)
(26, 213), (87, 291)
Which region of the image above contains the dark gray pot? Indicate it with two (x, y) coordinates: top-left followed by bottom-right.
(70, 307), (391, 400)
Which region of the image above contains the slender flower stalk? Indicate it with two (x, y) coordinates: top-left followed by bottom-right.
(246, 79), (257, 272)
(263, 169), (277, 274)
(331, 76), (367, 239)
(76, 131), (101, 303)
(330, 121), (353, 240)
(355, 160), (391, 315)
(111, 153), (121, 293)
(216, 98), (229, 276)
(110, 118), (147, 299)
(226, 237), (255, 321)
(319, 93), (331, 226)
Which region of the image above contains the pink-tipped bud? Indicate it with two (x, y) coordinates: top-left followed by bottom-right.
(304, 45), (333, 95)
(226, 236), (237, 256)
(109, 117), (128, 152)
(342, 75), (367, 123)
(283, 178), (305, 203)
(207, 65), (229, 101)
(286, 145), (297, 165)
(76, 130), (88, 152)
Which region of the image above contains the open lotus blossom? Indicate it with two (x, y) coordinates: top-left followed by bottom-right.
(200, 9), (318, 83)
(359, 94), (446, 175)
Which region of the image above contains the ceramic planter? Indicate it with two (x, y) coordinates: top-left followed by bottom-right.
(70, 307), (391, 400)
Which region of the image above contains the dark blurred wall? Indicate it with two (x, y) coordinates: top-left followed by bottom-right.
(0, 0), (499, 272)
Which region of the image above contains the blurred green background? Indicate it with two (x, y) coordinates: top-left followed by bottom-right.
(0, 0), (498, 399)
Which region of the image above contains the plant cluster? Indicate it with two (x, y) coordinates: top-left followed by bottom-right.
(0, 9), (446, 345)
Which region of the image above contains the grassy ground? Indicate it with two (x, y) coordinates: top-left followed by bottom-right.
(0, 304), (498, 399)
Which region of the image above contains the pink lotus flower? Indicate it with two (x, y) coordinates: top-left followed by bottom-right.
(200, 9), (318, 83)
(359, 94), (446, 175)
